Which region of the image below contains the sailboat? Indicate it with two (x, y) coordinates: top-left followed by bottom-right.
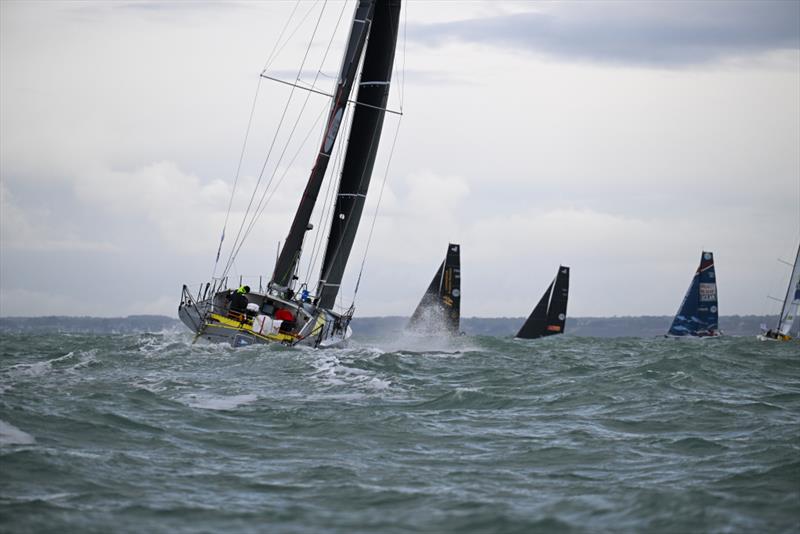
(178, 0), (402, 348)
(515, 266), (569, 339)
(667, 251), (721, 337)
(407, 243), (461, 335)
(758, 244), (800, 342)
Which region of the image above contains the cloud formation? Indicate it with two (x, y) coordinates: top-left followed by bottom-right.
(1, 1), (798, 319)
(409, 1), (800, 67)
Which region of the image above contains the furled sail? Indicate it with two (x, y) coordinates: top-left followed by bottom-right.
(668, 251), (720, 337)
(777, 244), (800, 337)
(270, 0), (375, 291)
(317, 0), (402, 309)
(516, 266), (570, 339)
(407, 244), (461, 334)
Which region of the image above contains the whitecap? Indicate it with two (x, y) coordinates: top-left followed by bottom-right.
(0, 419), (36, 445)
(182, 393), (259, 411)
(5, 360), (52, 377)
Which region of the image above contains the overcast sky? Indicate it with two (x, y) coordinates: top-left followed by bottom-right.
(1, 0), (799, 319)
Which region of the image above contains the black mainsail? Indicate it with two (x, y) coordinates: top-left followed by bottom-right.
(407, 243), (461, 334)
(317, 0), (402, 309)
(516, 266), (570, 339)
(271, 0), (375, 292)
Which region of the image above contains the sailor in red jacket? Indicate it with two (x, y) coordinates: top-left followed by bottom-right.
(274, 308), (294, 322)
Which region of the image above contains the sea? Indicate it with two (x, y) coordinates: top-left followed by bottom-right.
(1, 332), (798, 533)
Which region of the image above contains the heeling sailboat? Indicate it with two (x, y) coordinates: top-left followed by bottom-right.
(667, 251), (721, 337)
(178, 0), (402, 348)
(758, 244), (800, 342)
(407, 244), (461, 335)
(516, 266), (569, 339)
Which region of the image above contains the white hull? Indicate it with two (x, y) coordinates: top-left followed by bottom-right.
(756, 333), (793, 342)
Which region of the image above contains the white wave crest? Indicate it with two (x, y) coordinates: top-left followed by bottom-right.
(309, 351), (394, 392)
(4, 350), (98, 378)
(0, 419), (36, 445)
(182, 393), (259, 411)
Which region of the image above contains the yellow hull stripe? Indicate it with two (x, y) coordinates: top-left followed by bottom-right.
(206, 313), (296, 343)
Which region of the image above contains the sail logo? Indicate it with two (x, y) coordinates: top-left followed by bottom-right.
(699, 283), (717, 302)
(547, 325), (561, 332)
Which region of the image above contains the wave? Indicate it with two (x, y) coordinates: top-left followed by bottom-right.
(0, 419), (36, 445)
(180, 393), (259, 411)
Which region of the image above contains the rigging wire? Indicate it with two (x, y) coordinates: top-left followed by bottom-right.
(350, 115), (403, 305)
(212, 0), (302, 279)
(225, 102), (328, 277)
(304, 103), (353, 285)
(350, 2), (408, 306)
(221, 0), (330, 278)
(222, 0), (351, 279)
(239, 0), (348, 246)
(400, 0), (407, 112)
(263, 0), (319, 72)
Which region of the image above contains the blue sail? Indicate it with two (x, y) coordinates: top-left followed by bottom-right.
(668, 251), (720, 337)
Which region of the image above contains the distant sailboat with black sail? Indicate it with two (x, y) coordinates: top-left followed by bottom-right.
(667, 251), (720, 337)
(516, 266), (569, 339)
(178, 0), (402, 347)
(407, 244), (461, 335)
(758, 243), (800, 342)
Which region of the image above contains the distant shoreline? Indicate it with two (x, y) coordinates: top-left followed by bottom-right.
(0, 314), (778, 337)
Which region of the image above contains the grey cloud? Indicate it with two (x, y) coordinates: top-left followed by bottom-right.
(408, 1), (800, 67)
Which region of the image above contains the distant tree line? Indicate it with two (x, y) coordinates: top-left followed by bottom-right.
(0, 314), (776, 338)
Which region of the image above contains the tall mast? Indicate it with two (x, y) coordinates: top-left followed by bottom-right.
(270, 0), (375, 292)
(316, 0), (402, 309)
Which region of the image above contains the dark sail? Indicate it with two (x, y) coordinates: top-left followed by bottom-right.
(270, 0), (375, 290)
(407, 243), (461, 334)
(317, 0), (402, 309)
(516, 266), (570, 339)
(668, 251), (719, 336)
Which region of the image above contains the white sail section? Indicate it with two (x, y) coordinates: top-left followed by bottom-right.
(777, 245), (800, 336)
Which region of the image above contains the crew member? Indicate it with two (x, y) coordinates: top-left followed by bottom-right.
(230, 285), (251, 314)
(275, 308), (296, 333)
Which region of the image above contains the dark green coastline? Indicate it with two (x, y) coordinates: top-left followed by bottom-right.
(0, 314), (777, 337)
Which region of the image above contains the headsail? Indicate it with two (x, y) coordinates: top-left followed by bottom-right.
(516, 266), (570, 339)
(270, 0), (375, 292)
(407, 243), (461, 334)
(668, 251), (720, 337)
(776, 244), (800, 337)
(317, 0), (402, 309)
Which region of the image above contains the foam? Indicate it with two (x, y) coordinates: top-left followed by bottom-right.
(182, 393), (259, 411)
(0, 419), (36, 445)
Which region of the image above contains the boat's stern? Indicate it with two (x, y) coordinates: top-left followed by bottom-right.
(178, 284), (209, 336)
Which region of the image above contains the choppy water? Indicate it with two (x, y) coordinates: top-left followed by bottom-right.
(1, 332), (798, 533)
